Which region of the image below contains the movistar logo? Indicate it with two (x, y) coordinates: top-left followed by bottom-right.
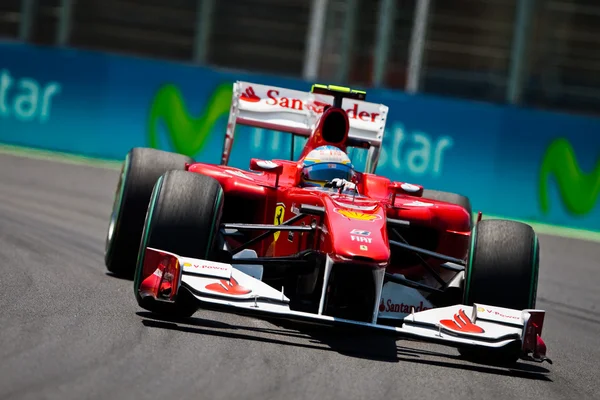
(147, 82), (233, 156)
(539, 138), (600, 215)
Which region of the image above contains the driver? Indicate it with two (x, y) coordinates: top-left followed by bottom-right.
(300, 145), (357, 192)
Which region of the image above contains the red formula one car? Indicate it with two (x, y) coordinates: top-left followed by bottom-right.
(105, 82), (550, 365)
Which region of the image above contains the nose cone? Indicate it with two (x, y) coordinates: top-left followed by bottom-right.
(326, 200), (390, 265)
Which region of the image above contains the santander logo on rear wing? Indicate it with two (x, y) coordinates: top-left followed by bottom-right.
(221, 81), (389, 167)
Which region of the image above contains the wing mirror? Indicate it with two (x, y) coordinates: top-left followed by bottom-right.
(388, 182), (423, 205)
(249, 158), (284, 187)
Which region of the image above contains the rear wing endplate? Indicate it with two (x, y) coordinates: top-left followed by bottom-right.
(221, 81), (389, 173)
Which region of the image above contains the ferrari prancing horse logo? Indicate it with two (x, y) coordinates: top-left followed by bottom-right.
(273, 203), (285, 241)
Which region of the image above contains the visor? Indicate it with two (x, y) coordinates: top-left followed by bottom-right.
(301, 163), (354, 185)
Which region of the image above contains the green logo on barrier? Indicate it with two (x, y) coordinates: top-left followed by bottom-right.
(147, 82), (233, 156)
(539, 138), (600, 215)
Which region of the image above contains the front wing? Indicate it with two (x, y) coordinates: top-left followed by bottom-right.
(138, 248), (551, 364)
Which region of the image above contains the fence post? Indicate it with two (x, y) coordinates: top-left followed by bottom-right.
(18, 0), (36, 41)
(193, 0), (216, 64)
(372, 0), (395, 87)
(336, 0), (358, 84)
(303, 0), (329, 80)
(56, 0), (74, 46)
(507, 0), (535, 104)
(406, 0), (432, 93)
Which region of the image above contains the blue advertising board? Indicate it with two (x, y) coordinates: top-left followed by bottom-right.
(0, 42), (599, 231)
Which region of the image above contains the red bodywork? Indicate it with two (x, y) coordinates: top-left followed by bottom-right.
(132, 84), (552, 363)
(186, 106), (471, 283)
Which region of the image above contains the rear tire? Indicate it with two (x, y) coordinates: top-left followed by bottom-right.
(422, 189), (472, 223)
(134, 170), (224, 317)
(460, 219), (540, 364)
(105, 148), (194, 278)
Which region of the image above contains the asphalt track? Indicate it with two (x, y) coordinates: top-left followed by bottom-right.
(1, 151), (599, 400)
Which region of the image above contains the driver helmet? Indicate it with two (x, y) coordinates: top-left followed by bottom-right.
(300, 145), (355, 187)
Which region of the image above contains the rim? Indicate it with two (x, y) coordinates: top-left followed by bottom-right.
(528, 234), (540, 308)
(463, 224), (477, 305)
(134, 175), (163, 302)
(105, 154), (129, 258)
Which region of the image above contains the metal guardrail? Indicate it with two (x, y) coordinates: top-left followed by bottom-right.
(1, 0), (599, 117)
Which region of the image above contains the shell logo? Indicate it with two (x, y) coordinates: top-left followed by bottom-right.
(335, 208), (382, 221)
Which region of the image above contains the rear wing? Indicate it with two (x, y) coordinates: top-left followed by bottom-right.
(221, 81), (389, 173)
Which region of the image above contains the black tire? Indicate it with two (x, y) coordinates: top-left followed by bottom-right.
(422, 189), (472, 221)
(460, 219), (540, 364)
(464, 219), (539, 309)
(105, 148), (194, 278)
(133, 170), (224, 317)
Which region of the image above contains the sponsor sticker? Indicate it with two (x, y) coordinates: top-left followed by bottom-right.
(404, 201), (434, 207)
(182, 259), (232, 279)
(350, 229), (370, 236)
(237, 83), (382, 124)
(240, 86), (260, 102)
(379, 299), (432, 314)
(225, 169), (254, 181)
(477, 306), (521, 322)
(335, 208), (381, 221)
(205, 277), (251, 296)
(360, 245), (368, 251)
(184, 262), (228, 272)
(440, 309), (485, 334)
(273, 203), (285, 241)
(199, 264), (228, 271)
(351, 235), (372, 243)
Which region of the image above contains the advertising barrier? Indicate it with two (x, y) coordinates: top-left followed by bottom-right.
(0, 42), (599, 231)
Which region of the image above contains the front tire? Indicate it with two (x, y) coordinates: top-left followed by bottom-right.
(464, 219), (539, 309)
(134, 170), (224, 317)
(460, 219), (540, 364)
(105, 148), (194, 278)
